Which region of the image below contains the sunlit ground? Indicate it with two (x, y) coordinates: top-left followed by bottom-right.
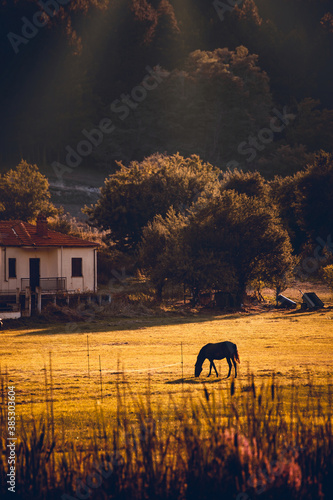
(1, 300), (332, 441)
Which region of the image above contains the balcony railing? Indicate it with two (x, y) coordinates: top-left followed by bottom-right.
(21, 277), (67, 292)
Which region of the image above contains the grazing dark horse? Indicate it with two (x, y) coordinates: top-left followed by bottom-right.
(195, 341), (240, 378)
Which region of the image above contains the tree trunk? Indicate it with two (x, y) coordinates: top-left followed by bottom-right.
(236, 279), (246, 308)
(191, 287), (200, 307)
(155, 281), (165, 302)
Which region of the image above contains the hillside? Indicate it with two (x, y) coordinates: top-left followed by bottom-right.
(1, 0), (333, 180)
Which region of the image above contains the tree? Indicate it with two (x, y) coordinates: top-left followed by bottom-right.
(94, 46), (273, 170)
(0, 160), (58, 221)
(220, 169), (270, 199)
(186, 190), (294, 304)
(83, 153), (219, 252)
(270, 173), (306, 254)
(256, 144), (314, 179)
(322, 265), (333, 294)
(293, 151), (333, 244)
(139, 208), (187, 300)
(285, 99), (333, 154)
(139, 189), (294, 303)
(270, 151), (333, 254)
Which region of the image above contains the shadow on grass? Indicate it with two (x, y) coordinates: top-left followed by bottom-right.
(273, 308), (330, 320)
(166, 377), (223, 385)
(13, 311), (255, 337)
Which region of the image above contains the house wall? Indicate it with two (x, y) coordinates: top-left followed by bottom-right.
(59, 247), (96, 292)
(0, 247), (97, 293)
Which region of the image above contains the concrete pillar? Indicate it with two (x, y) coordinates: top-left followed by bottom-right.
(36, 287), (42, 314)
(24, 287), (31, 317)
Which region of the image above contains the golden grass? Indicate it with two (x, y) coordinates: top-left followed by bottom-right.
(1, 306), (332, 440)
(1, 305), (333, 499)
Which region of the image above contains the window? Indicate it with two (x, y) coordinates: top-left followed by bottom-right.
(72, 258), (82, 277)
(8, 258), (16, 278)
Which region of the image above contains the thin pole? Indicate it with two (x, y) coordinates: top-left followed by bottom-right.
(147, 369), (152, 419)
(99, 355), (103, 402)
(48, 352), (56, 480)
(181, 342), (184, 380)
(87, 335), (90, 379)
(49, 352), (55, 443)
(44, 362), (49, 433)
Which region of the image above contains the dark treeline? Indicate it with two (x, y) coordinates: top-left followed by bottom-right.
(0, 0), (333, 175)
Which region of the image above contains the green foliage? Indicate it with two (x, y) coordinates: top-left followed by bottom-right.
(286, 99), (333, 154)
(83, 153), (219, 252)
(256, 144), (314, 179)
(1, 0), (333, 169)
(270, 174), (306, 254)
(221, 169), (270, 199)
(322, 265), (333, 291)
(293, 151), (333, 242)
(139, 208), (188, 299)
(270, 151), (333, 252)
(98, 46), (273, 170)
(140, 187), (294, 302)
(0, 160), (58, 222)
(47, 211), (74, 235)
(47, 211), (102, 244)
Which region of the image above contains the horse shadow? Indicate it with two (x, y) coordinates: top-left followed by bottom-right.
(165, 377), (222, 385)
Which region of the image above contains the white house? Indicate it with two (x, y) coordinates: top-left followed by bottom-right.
(0, 215), (99, 300)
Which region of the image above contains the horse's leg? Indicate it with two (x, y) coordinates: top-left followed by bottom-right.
(212, 361), (219, 377)
(232, 358), (237, 378)
(226, 358), (232, 378)
(208, 361), (212, 377)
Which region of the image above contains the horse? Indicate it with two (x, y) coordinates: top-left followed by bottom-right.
(195, 341), (240, 378)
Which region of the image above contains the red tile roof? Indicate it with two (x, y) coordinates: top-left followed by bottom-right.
(0, 221), (99, 247)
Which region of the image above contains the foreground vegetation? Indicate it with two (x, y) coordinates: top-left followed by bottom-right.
(0, 307), (332, 498)
(0, 369), (332, 499)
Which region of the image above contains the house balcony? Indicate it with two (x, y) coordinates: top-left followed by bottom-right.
(21, 277), (67, 292)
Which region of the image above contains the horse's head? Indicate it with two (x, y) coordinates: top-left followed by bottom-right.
(195, 363), (202, 377)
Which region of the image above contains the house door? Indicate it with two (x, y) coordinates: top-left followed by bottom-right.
(29, 258), (40, 292)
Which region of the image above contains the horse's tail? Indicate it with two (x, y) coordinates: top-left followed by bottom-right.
(233, 344), (240, 364)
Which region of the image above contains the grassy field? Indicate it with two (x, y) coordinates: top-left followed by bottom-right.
(1, 301), (333, 499)
(1, 304), (332, 438)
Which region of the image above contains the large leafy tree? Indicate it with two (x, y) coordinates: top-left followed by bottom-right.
(139, 208), (187, 300)
(220, 169), (270, 199)
(83, 153), (219, 252)
(285, 99), (333, 154)
(293, 151), (333, 243)
(270, 174), (306, 254)
(140, 188), (294, 303)
(95, 46), (273, 170)
(270, 151), (333, 253)
(256, 144), (314, 179)
(0, 160), (58, 221)
(1, 0), (333, 170)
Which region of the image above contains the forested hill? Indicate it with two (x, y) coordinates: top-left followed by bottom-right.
(1, 0), (333, 178)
